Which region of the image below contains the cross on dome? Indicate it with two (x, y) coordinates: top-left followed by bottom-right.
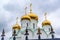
(16, 17), (18, 24)
(30, 3), (32, 13)
(25, 6), (27, 15)
(44, 12), (47, 20)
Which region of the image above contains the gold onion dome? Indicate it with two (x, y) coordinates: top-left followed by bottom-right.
(28, 13), (38, 20)
(42, 20), (51, 26)
(28, 3), (38, 21)
(21, 7), (31, 21)
(13, 17), (21, 30)
(42, 12), (51, 27)
(21, 15), (31, 21)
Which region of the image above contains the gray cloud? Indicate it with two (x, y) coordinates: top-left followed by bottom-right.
(3, 3), (24, 13)
(39, 0), (60, 12)
(0, 0), (60, 40)
(30, 0), (60, 12)
(3, 0), (60, 14)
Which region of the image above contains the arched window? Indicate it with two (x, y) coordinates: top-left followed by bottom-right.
(27, 23), (28, 27)
(49, 28), (50, 31)
(33, 23), (35, 29)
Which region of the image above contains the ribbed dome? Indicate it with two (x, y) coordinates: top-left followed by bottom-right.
(28, 13), (38, 20)
(21, 15), (31, 21)
(12, 23), (21, 30)
(42, 20), (51, 27)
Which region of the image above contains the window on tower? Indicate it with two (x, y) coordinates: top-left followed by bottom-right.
(33, 23), (35, 29)
(27, 23), (28, 27)
(49, 28), (50, 31)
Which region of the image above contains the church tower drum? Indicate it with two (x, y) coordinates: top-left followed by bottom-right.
(28, 3), (38, 29)
(42, 12), (52, 36)
(12, 17), (21, 34)
(21, 7), (31, 29)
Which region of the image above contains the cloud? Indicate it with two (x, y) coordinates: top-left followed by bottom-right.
(31, 0), (60, 12)
(47, 8), (60, 37)
(0, 0), (60, 40)
(3, 4), (23, 13)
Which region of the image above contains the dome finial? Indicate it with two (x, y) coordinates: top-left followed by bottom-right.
(16, 17), (18, 24)
(25, 6), (27, 15)
(44, 12), (47, 20)
(30, 3), (32, 13)
(12, 17), (21, 30)
(42, 12), (51, 27)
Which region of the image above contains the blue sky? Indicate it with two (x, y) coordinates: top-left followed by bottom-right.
(0, 0), (60, 40)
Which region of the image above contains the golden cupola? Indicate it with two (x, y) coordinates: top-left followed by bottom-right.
(21, 7), (31, 21)
(42, 12), (51, 27)
(28, 3), (38, 21)
(13, 17), (21, 30)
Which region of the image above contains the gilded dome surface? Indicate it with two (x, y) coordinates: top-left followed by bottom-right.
(12, 17), (21, 30)
(13, 24), (21, 30)
(28, 3), (38, 21)
(42, 12), (51, 27)
(21, 6), (31, 21)
(28, 13), (38, 20)
(21, 15), (31, 21)
(42, 20), (51, 27)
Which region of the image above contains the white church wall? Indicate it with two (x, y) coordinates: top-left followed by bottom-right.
(21, 20), (31, 28)
(30, 19), (38, 29)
